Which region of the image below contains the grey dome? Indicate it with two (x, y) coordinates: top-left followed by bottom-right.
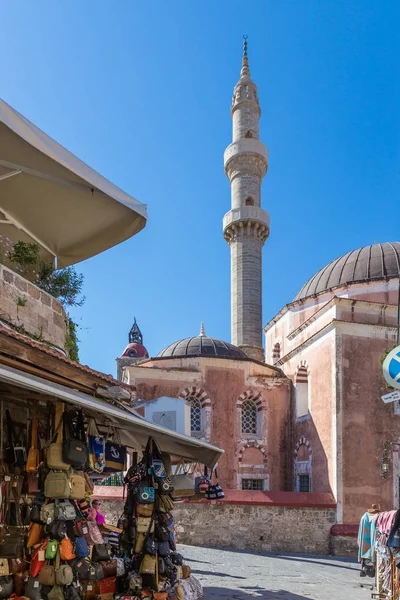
(157, 335), (247, 359)
(294, 242), (400, 301)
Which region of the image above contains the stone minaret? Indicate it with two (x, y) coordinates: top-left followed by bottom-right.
(223, 37), (270, 362)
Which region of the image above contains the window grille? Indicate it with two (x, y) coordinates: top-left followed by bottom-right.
(189, 397), (202, 434)
(298, 474), (310, 493)
(242, 479), (264, 491)
(241, 400), (257, 435)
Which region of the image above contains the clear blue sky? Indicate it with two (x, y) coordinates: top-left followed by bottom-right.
(2, 1), (399, 376)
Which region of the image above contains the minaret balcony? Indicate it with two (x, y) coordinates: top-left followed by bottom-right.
(224, 138), (268, 180)
(223, 206), (270, 245)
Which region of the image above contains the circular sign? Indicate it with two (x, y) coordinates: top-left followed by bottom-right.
(382, 345), (400, 390)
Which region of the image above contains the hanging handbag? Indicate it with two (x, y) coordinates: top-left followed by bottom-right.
(44, 471), (70, 498)
(137, 517), (154, 534)
(73, 518), (89, 537)
(64, 587), (81, 600)
(171, 461), (195, 498)
(135, 483), (155, 504)
(30, 504), (43, 525)
(84, 521), (104, 545)
(115, 558), (125, 577)
(0, 561), (8, 578)
(157, 476), (174, 495)
(157, 541), (170, 557)
(0, 576), (13, 600)
(54, 499), (76, 521)
(47, 418), (69, 471)
(70, 558), (92, 580)
(205, 482), (225, 500)
(31, 539), (47, 577)
(54, 551), (73, 585)
(134, 533), (146, 553)
(47, 584), (64, 600)
(26, 522), (43, 548)
(80, 580), (98, 599)
(9, 559), (27, 574)
(69, 471), (85, 499)
(99, 560), (117, 578)
(62, 411), (88, 469)
(88, 563), (104, 581)
(144, 537), (158, 555)
(13, 571), (27, 597)
(158, 495), (174, 513)
(92, 543), (112, 562)
(87, 419), (105, 474)
(25, 577), (42, 600)
(27, 406), (40, 473)
(5, 410), (26, 468)
(59, 537), (76, 561)
(38, 562), (55, 587)
(139, 555), (156, 575)
(45, 520), (67, 541)
(99, 577), (117, 595)
(0, 527), (24, 558)
(74, 536), (90, 558)
(104, 427), (127, 473)
(40, 503), (55, 525)
(45, 539), (58, 560)
(137, 503), (154, 517)
(155, 523), (170, 541)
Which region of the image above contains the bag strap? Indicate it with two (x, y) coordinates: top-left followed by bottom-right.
(55, 549), (60, 570)
(77, 411), (86, 444)
(30, 405), (38, 451)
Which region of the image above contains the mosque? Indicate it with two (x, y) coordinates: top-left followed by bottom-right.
(117, 41), (400, 526)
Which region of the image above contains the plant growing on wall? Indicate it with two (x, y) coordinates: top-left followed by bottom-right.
(1, 239), (85, 362)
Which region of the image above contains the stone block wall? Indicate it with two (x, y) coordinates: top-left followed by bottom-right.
(0, 264), (67, 350)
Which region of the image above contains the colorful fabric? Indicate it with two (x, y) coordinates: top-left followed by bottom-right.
(95, 510), (106, 525)
(358, 512), (379, 563)
(377, 510), (397, 534)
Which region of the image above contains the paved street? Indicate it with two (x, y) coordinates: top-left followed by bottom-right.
(180, 544), (372, 600)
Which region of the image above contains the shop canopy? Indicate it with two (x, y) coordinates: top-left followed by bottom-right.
(0, 99), (147, 268)
(0, 363), (223, 469)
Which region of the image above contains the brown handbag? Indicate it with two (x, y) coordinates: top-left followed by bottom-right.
(80, 581), (99, 600)
(26, 523), (43, 548)
(182, 565), (191, 579)
(9, 559), (26, 573)
(38, 562), (55, 586)
(99, 560), (117, 578)
(26, 406), (40, 473)
(13, 570), (28, 596)
(137, 503), (154, 517)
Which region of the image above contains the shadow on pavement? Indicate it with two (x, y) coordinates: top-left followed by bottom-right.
(194, 568), (247, 579)
(204, 587), (314, 599)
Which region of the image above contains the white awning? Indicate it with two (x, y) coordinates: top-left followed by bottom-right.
(0, 363), (223, 468)
(0, 99), (147, 267)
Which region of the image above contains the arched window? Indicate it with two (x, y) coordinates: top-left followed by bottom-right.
(272, 343), (281, 363)
(241, 400), (258, 435)
(245, 197), (254, 206)
(189, 397), (203, 436)
(295, 365), (309, 419)
(294, 439), (312, 492)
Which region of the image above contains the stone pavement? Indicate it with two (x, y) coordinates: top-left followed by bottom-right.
(179, 544), (372, 600)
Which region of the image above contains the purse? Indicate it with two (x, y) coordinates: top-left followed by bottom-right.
(69, 471), (85, 499)
(158, 495), (174, 513)
(172, 461), (195, 498)
(26, 522), (43, 548)
(9, 558), (27, 573)
(47, 584), (64, 600)
(182, 565), (191, 579)
(13, 571), (27, 597)
(134, 533), (146, 553)
(88, 563), (104, 580)
(157, 541), (170, 557)
(99, 577), (117, 595)
(137, 517), (154, 534)
(54, 551), (73, 585)
(0, 575), (13, 599)
(27, 471), (41, 495)
(137, 503), (154, 517)
(74, 518), (89, 537)
(5, 410), (26, 468)
(70, 558), (92, 580)
(92, 543), (111, 562)
(0, 529), (24, 558)
(104, 428), (127, 473)
(205, 482), (225, 500)
(155, 523), (170, 542)
(99, 560), (117, 578)
(74, 536), (90, 558)
(62, 411), (88, 469)
(54, 499), (76, 521)
(47, 419), (69, 471)
(38, 562), (55, 587)
(139, 555), (156, 575)
(87, 419), (105, 474)
(40, 503), (55, 525)
(115, 558), (125, 577)
(80, 580), (98, 599)
(44, 471), (70, 498)
(135, 483), (155, 504)
(158, 476), (174, 495)
(144, 536), (158, 556)
(0, 561), (8, 577)
(46, 520), (67, 541)
(45, 539), (58, 560)
(27, 406), (40, 473)
(59, 537), (76, 560)
(84, 521), (104, 545)
(31, 539), (47, 577)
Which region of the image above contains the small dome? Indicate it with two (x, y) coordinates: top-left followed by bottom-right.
(294, 242), (400, 301)
(121, 342), (149, 359)
(157, 335), (247, 360)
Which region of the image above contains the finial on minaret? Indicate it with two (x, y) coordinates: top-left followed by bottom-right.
(129, 317), (143, 345)
(199, 322), (206, 337)
(241, 35), (250, 78)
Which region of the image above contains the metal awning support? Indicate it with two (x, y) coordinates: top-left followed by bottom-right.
(0, 363), (223, 468)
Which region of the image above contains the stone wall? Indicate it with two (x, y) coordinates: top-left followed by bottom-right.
(0, 264), (67, 350)
(99, 498), (336, 555)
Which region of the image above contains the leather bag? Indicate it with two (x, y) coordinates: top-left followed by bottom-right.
(54, 552), (73, 585)
(30, 540), (47, 577)
(40, 503), (55, 525)
(26, 523), (43, 548)
(92, 543), (111, 562)
(137, 517), (154, 534)
(74, 536), (90, 558)
(47, 584), (64, 600)
(71, 558), (92, 581)
(73, 518), (89, 537)
(80, 581), (98, 599)
(54, 499), (76, 521)
(62, 411), (88, 469)
(182, 565), (191, 579)
(84, 521), (104, 545)
(69, 472), (85, 499)
(25, 577), (42, 600)
(0, 561), (8, 577)
(44, 471), (70, 498)
(171, 462), (195, 498)
(89, 563), (104, 580)
(139, 555), (156, 575)
(99, 577), (116, 595)
(137, 503), (154, 517)
(59, 537), (76, 561)
(45, 520), (67, 541)
(38, 563), (55, 587)
(13, 571), (28, 597)
(47, 442), (69, 471)
(27, 406), (40, 473)
(0, 529), (24, 558)
(99, 560), (117, 578)
(0, 575), (13, 599)
(30, 504), (43, 525)
(9, 559), (27, 574)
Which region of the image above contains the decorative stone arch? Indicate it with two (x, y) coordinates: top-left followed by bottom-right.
(237, 390), (264, 439)
(236, 390), (263, 410)
(295, 361), (310, 419)
(272, 342), (281, 363)
(295, 360), (310, 378)
(178, 386), (211, 441)
(294, 437), (312, 492)
(238, 441), (268, 465)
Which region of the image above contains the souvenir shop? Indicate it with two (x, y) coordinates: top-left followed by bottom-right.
(359, 505), (400, 599)
(0, 361), (223, 600)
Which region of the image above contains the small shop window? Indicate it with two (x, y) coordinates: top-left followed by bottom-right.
(242, 478), (264, 491)
(298, 474), (310, 493)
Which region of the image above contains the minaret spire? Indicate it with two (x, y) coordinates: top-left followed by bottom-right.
(223, 38), (270, 362)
